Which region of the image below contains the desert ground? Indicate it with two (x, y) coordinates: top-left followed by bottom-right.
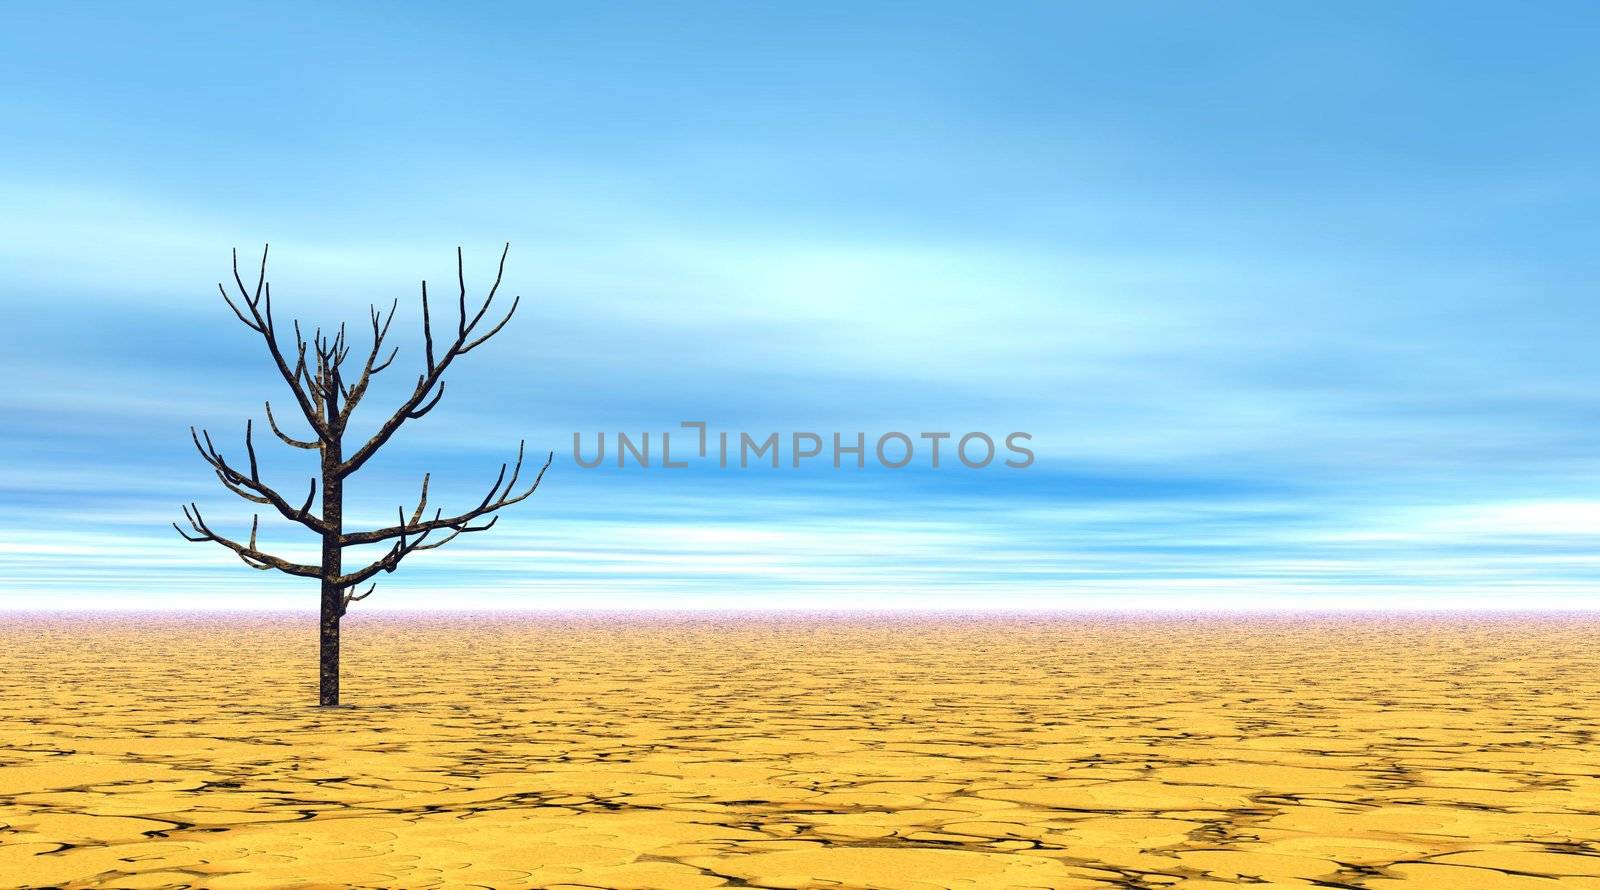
(1, 613), (1598, 889)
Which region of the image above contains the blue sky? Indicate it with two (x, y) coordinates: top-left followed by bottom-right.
(3, 2), (1600, 609)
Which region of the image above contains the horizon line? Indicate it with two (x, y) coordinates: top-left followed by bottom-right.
(4, 603), (1598, 615)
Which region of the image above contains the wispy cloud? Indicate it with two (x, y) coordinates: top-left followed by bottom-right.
(3, 3), (1599, 609)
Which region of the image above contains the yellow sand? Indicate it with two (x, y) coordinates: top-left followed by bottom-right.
(1, 613), (1598, 889)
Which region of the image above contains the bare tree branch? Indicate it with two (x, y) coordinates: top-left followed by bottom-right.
(339, 581), (375, 616)
(338, 244), (518, 478)
(340, 444), (551, 547)
(264, 401), (319, 449)
(337, 299), (400, 421)
(217, 246), (334, 444)
(172, 503), (321, 578)
(334, 506), (444, 587)
(190, 423), (328, 533)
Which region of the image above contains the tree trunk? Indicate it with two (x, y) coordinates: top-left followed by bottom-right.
(319, 439), (344, 706)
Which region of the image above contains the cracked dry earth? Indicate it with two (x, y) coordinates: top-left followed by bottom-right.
(2, 615), (1599, 889)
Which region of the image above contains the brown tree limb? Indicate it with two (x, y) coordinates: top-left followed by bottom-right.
(218, 247), (333, 444)
(339, 444), (551, 547)
(339, 581), (375, 616)
(337, 244), (517, 479)
(337, 299), (400, 420)
(173, 503), (321, 578)
(264, 401), (319, 449)
(333, 506), (444, 587)
(190, 423), (328, 533)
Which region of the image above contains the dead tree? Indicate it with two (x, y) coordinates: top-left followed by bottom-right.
(174, 245), (550, 706)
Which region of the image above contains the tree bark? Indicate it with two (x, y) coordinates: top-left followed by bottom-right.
(319, 439), (343, 706)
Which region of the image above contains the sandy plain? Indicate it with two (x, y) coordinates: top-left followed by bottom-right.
(0, 613), (1598, 889)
